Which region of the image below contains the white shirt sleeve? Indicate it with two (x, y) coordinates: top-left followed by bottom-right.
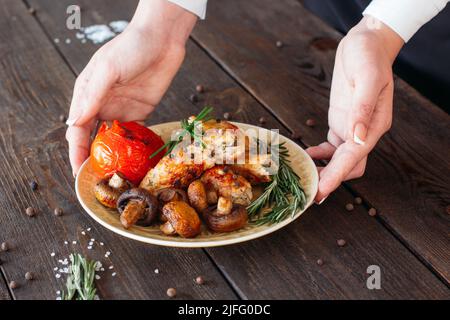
(363, 0), (449, 42)
(167, 0), (208, 19)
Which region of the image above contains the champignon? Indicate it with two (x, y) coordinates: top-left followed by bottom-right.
(187, 180), (208, 213)
(154, 188), (188, 222)
(117, 188), (158, 229)
(94, 173), (133, 208)
(204, 203), (248, 233)
(160, 201), (201, 238)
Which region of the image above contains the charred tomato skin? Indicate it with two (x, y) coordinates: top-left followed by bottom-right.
(90, 121), (165, 184)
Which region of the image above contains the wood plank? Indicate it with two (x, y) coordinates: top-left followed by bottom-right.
(28, 0), (450, 298)
(0, 272), (11, 300)
(190, 0), (450, 283)
(0, 0), (236, 300)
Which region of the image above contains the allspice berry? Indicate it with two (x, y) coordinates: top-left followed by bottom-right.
(275, 40), (283, 48)
(337, 239), (346, 247)
(316, 259), (324, 266)
(368, 208), (377, 217)
(345, 203), (354, 212)
(195, 276), (205, 285)
(30, 181), (38, 191)
(354, 197), (362, 205)
(166, 287), (177, 298)
(9, 281), (18, 289)
(54, 207), (63, 217)
(306, 118), (316, 127)
(195, 84), (204, 93)
(59, 114), (66, 122)
(1, 242), (9, 251)
(223, 112), (231, 120)
(25, 272), (34, 280)
(189, 94), (198, 103)
(26, 207), (35, 217)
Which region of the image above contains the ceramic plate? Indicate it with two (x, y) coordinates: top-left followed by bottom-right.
(75, 122), (318, 247)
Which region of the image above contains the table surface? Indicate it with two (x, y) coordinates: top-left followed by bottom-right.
(0, 0), (449, 300)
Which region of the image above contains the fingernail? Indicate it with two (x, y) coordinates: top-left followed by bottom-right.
(315, 196), (328, 205)
(353, 122), (367, 145)
(66, 114), (80, 127)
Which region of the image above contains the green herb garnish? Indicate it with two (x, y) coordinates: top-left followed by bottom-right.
(62, 253), (97, 300)
(150, 106), (213, 158)
(247, 142), (307, 225)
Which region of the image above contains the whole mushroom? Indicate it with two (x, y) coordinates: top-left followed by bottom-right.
(117, 188), (158, 229)
(204, 197), (248, 233)
(94, 173), (133, 208)
(187, 180), (208, 213)
(160, 201), (201, 238)
(155, 188), (188, 222)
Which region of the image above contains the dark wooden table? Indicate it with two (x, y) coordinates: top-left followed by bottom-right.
(0, 0), (449, 300)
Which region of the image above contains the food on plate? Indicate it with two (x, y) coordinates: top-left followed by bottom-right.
(201, 166), (252, 206)
(117, 188), (158, 229)
(94, 173), (133, 208)
(90, 107), (307, 238)
(203, 200), (248, 233)
(187, 180), (208, 213)
(90, 120), (165, 185)
(160, 201), (201, 238)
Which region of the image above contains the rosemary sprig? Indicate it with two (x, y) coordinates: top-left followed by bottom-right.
(62, 253), (97, 300)
(247, 142), (307, 225)
(150, 106), (213, 158)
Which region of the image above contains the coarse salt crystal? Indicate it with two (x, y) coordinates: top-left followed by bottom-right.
(64, 241), (68, 245)
(154, 269), (159, 274)
(54, 38), (59, 43)
(109, 266), (114, 270)
(65, 38), (71, 44)
(76, 32), (85, 39)
(95, 275), (101, 280)
(109, 20), (129, 33)
(55, 274), (61, 279)
(100, 242), (104, 246)
(56, 291), (61, 295)
(87, 228), (91, 231)
(83, 25), (115, 44)
(56, 297), (62, 300)
(112, 272), (117, 277)
(88, 242), (93, 246)
(81, 231), (86, 235)
(90, 239), (95, 242)
(72, 241), (77, 244)
(53, 267), (58, 271)
(51, 252), (55, 257)
(100, 268), (105, 272)
(87, 246), (92, 250)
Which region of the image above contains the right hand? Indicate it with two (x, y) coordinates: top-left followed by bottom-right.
(66, 0), (197, 177)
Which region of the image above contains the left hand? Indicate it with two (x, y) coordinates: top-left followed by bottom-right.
(307, 16), (404, 203)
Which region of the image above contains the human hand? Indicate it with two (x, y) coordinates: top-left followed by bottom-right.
(66, 0), (197, 176)
(307, 16), (404, 203)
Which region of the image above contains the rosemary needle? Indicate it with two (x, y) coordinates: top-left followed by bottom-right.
(247, 142), (307, 225)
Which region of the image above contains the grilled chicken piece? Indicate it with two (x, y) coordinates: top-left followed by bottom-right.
(140, 119), (245, 193)
(231, 154), (275, 184)
(201, 166), (252, 206)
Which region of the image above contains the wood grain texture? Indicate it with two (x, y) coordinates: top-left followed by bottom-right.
(191, 0), (450, 283)
(0, 270), (11, 300)
(0, 0), (235, 300)
(26, 0), (450, 299)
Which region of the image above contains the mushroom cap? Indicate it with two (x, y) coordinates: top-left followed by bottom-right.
(117, 188), (158, 227)
(94, 177), (121, 208)
(162, 201), (201, 238)
(204, 205), (248, 233)
(155, 188), (188, 204)
(187, 180), (208, 213)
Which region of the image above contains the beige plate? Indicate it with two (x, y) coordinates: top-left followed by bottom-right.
(75, 122), (318, 247)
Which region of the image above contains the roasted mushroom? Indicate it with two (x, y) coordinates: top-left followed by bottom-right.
(204, 200), (248, 233)
(160, 201), (201, 238)
(117, 188), (158, 229)
(154, 188), (188, 222)
(187, 180), (208, 213)
(94, 173), (133, 208)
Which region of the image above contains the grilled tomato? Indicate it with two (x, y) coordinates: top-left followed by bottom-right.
(90, 121), (164, 184)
